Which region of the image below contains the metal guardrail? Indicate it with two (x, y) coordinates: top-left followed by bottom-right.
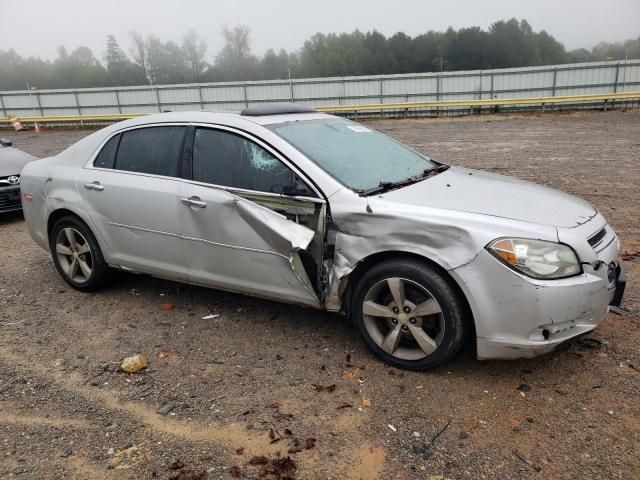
(315, 91), (640, 112)
(5, 91), (640, 125)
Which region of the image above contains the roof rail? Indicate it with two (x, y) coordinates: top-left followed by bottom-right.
(240, 103), (316, 116)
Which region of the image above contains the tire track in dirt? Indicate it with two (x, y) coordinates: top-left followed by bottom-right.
(0, 346), (386, 478)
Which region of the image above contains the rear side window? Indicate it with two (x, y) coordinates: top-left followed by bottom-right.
(192, 128), (294, 193)
(93, 134), (120, 169)
(115, 126), (186, 177)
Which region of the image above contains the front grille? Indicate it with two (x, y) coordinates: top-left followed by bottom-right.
(0, 188), (22, 211)
(588, 227), (607, 248)
(0, 174), (21, 186)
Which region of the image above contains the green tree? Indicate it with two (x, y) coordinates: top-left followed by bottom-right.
(211, 25), (261, 81)
(182, 29), (208, 81)
(52, 46), (107, 87)
(104, 35), (147, 86)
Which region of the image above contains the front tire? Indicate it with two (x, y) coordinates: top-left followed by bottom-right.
(49, 216), (111, 292)
(351, 258), (467, 371)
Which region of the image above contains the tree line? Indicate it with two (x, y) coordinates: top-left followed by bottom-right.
(1, 19), (638, 90)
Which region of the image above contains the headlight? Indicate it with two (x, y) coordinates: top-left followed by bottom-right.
(487, 238), (582, 279)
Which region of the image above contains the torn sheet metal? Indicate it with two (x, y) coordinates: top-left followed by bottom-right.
(322, 191), (559, 312)
(323, 205), (478, 311)
(179, 184), (320, 307)
(232, 194), (315, 252)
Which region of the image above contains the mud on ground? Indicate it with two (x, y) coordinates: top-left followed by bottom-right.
(1, 109), (639, 479)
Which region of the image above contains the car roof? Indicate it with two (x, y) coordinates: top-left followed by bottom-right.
(114, 110), (333, 129)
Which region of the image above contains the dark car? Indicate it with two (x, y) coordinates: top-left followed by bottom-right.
(0, 138), (37, 213)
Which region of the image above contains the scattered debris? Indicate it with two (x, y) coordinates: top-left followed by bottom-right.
(305, 438), (316, 449)
(170, 460), (186, 470)
(361, 396), (372, 407)
(60, 448), (72, 458)
(336, 402), (352, 409)
(160, 303), (175, 311)
(517, 383), (531, 392)
(578, 338), (602, 349)
(621, 250), (640, 261)
(288, 446), (303, 454)
(235, 447), (244, 455)
(555, 389), (569, 396)
(458, 431), (469, 440)
(512, 449), (541, 472)
(169, 467), (208, 480)
(253, 456), (297, 480)
(269, 428), (283, 444)
(157, 402), (176, 415)
(157, 349), (179, 360)
(248, 456), (269, 465)
(202, 314), (220, 320)
(120, 354), (148, 373)
(388, 424), (397, 432)
(430, 421), (451, 444)
(342, 370), (358, 381)
(230, 465), (241, 477)
(609, 306), (627, 316)
(312, 384), (336, 393)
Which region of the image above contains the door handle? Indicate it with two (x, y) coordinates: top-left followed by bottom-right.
(180, 196), (207, 209)
(84, 181), (104, 191)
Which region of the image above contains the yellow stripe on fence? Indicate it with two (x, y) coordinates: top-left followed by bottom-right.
(316, 91), (640, 112)
(5, 91), (640, 124)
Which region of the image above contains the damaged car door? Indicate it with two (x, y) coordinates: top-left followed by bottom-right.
(178, 126), (325, 307)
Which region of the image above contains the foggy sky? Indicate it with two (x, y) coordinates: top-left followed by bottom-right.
(1, 0), (638, 61)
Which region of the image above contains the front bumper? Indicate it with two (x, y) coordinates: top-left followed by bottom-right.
(0, 186), (22, 213)
(451, 248), (626, 360)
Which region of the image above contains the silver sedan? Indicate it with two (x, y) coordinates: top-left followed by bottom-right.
(20, 104), (626, 370)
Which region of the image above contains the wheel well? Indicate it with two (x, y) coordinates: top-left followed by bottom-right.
(47, 209), (84, 237)
(341, 251), (476, 338)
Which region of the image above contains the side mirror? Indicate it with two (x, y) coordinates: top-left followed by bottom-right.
(0, 138), (13, 147)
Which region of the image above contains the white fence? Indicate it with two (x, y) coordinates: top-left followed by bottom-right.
(1, 59), (639, 118)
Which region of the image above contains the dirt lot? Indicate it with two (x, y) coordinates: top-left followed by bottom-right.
(1, 110), (639, 479)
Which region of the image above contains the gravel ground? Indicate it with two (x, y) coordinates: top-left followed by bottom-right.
(1, 110), (639, 479)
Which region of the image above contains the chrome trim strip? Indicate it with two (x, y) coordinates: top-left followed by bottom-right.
(107, 221), (290, 260)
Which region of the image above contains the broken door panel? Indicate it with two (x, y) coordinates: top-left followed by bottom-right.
(178, 182), (322, 307)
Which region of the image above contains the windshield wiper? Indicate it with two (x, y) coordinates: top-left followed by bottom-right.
(360, 164), (450, 196)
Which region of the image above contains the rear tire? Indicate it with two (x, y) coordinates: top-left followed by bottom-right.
(49, 215), (112, 292)
(350, 258), (467, 371)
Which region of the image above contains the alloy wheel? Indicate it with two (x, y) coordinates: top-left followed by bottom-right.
(362, 277), (445, 361)
(55, 227), (93, 284)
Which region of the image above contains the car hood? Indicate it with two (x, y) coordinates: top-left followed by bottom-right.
(0, 147), (37, 176)
(379, 166), (597, 228)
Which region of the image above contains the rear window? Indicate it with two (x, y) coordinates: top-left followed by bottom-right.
(93, 134), (120, 169)
(114, 126), (186, 177)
